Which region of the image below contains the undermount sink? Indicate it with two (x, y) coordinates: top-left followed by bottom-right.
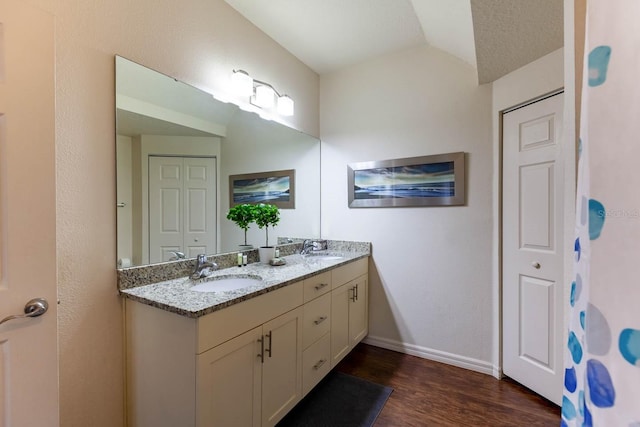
(190, 274), (262, 293)
(304, 252), (345, 261)
(311, 255), (344, 260)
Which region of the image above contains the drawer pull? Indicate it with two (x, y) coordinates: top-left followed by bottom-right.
(314, 316), (328, 325)
(314, 283), (329, 291)
(313, 359), (327, 370)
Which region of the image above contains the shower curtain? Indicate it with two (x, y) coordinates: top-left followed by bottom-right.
(562, 1), (640, 426)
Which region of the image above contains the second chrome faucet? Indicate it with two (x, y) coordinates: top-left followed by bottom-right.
(300, 239), (328, 255)
(191, 254), (218, 280)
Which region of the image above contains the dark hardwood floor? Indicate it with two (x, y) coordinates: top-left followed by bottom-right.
(335, 344), (560, 426)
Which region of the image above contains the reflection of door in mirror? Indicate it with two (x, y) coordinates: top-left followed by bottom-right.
(117, 133), (220, 266)
(149, 156), (216, 263)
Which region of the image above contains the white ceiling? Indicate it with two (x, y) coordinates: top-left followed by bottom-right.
(224, 0), (563, 84)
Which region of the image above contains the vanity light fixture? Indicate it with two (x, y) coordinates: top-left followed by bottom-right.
(231, 69), (294, 116)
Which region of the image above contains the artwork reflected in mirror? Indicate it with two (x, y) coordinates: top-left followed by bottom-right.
(229, 169), (295, 209)
(115, 56), (320, 268)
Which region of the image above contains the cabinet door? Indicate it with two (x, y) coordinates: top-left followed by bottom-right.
(330, 282), (351, 367)
(197, 326), (262, 427)
(349, 275), (368, 346)
(261, 307), (303, 427)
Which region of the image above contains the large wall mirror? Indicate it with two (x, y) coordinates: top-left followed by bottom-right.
(116, 56), (321, 267)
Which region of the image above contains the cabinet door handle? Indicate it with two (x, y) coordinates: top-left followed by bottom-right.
(314, 316), (328, 325)
(265, 331), (272, 358)
(354, 283), (359, 301)
(257, 336), (264, 363)
(313, 359), (327, 370)
(314, 283), (329, 291)
(350, 286), (357, 302)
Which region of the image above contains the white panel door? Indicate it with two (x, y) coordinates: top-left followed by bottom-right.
(0, 1), (59, 425)
(149, 157), (183, 263)
(148, 156), (217, 263)
(183, 157), (216, 259)
(503, 93), (564, 405)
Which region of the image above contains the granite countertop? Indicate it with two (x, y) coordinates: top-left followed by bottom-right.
(120, 251), (368, 318)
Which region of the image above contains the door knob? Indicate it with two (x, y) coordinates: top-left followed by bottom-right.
(532, 261), (541, 269)
(0, 298), (49, 326)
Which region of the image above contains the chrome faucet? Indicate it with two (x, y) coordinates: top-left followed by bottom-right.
(169, 251), (186, 261)
(300, 239), (315, 255)
(191, 254), (218, 280)
(300, 239), (328, 255)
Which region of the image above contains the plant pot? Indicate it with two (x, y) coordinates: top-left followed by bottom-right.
(258, 246), (276, 264)
(238, 244), (253, 251)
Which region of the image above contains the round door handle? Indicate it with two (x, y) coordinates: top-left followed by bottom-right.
(532, 261), (541, 269)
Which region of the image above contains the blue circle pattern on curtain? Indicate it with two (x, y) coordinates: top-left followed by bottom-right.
(560, 39), (635, 425)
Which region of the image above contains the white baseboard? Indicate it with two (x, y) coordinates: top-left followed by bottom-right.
(362, 335), (496, 376)
(492, 365), (503, 380)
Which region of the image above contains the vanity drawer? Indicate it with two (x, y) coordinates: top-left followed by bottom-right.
(303, 271), (332, 303)
(302, 292), (331, 349)
(331, 258), (368, 289)
(302, 332), (331, 396)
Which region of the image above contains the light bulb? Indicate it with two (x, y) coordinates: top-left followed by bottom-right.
(255, 84), (275, 108)
(277, 95), (294, 116)
(231, 70), (253, 97)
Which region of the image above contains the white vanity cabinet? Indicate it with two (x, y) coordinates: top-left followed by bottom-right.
(126, 281), (303, 427)
(124, 256), (368, 427)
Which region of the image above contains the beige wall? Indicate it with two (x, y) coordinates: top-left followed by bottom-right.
(219, 115), (321, 252)
(320, 45), (495, 372)
(24, 0), (319, 425)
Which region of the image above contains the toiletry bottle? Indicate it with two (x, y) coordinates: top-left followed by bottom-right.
(243, 254), (248, 266)
(237, 252), (243, 267)
(275, 248), (280, 258)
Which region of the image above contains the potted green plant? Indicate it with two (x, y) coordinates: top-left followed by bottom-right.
(226, 204), (257, 250)
(254, 203), (280, 263)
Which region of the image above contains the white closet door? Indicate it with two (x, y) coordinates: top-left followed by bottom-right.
(149, 157), (183, 263)
(503, 93), (564, 405)
(149, 156), (216, 263)
(183, 157), (217, 259)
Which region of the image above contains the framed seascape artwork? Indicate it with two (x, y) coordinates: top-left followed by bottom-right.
(347, 152), (465, 208)
(229, 169), (295, 209)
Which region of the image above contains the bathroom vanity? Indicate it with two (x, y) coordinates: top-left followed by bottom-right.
(120, 248), (369, 427)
